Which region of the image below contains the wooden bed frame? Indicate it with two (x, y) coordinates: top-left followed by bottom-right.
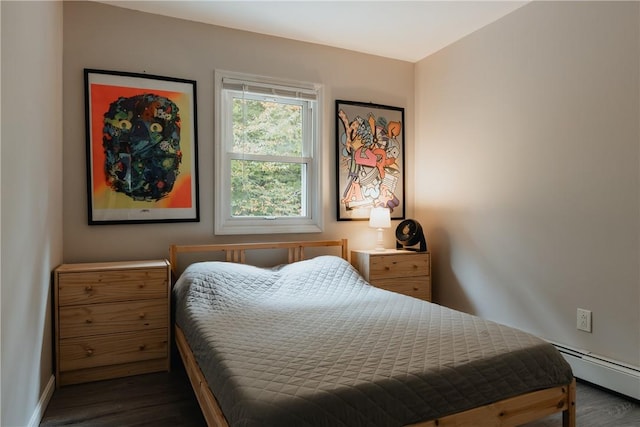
(169, 240), (576, 427)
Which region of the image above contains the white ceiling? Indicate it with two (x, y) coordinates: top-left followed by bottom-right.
(97, 1), (528, 63)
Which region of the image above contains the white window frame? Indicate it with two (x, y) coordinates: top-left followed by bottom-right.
(214, 70), (323, 235)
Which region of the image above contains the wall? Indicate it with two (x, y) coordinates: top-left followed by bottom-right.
(415, 1), (639, 367)
(1, 1), (64, 425)
(63, 1), (415, 263)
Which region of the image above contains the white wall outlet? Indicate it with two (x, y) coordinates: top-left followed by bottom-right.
(577, 308), (592, 332)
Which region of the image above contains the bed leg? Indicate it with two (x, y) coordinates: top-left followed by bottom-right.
(562, 378), (576, 427)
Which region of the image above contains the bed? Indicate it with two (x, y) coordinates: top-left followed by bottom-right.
(170, 240), (575, 427)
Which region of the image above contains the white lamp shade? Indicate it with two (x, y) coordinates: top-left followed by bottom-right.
(369, 207), (391, 229)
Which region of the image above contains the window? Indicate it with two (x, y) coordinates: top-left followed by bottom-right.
(215, 70), (323, 235)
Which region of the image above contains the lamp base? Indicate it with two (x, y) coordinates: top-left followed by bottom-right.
(374, 228), (385, 251)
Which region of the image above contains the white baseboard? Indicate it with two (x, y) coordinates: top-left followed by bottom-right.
(553, 343), (640, 400)
(27, 375), (55, 427)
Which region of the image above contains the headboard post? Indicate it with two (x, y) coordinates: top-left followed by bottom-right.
(341, 238), (348, 261)
(169, 244), (178, 277)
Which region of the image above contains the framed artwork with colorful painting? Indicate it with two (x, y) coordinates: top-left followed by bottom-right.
(84, 69), (199, 224)
(336, 100), (405, 221)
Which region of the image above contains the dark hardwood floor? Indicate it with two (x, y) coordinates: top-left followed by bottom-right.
(40, 366), (206, 427)
(522, 380), (640, 427)
(41, 366), (640, 426)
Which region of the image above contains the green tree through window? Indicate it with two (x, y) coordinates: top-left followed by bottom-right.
(231, 99), (304, 217)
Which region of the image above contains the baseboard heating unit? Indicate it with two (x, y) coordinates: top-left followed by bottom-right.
(553, 342), (640, 400)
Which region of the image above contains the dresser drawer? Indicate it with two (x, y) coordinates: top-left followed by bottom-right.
(58, 299), (168, 339)
(371, 277), (431, 301)
(57, 269), (167, 306)
(368, 253), (430, 280)
(59, 328), (168, 372)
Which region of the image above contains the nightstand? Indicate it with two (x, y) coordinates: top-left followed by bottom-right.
(351, 249), (431, 301)
(53, 260), (171, 387)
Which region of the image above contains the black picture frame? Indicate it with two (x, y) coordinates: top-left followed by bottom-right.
(84, 69), (199, 224)
(335, 99), (405, 221)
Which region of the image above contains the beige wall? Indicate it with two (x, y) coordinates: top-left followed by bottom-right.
(62, 1), (415, 263)
(415, 1), (639, 366)
(1, 1), (64, 425)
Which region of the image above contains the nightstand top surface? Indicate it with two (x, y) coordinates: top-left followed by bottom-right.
(56, 259), (169, 272)
(352, 249), (428, 255)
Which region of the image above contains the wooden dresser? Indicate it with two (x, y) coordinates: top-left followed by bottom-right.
(351, 249), (431, 301)
(54, 260), (171, 387)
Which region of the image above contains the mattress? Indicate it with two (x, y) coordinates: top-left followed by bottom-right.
(173, 255), (573, 427)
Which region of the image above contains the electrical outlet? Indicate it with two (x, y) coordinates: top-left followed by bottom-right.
(577, 308), (592, 332)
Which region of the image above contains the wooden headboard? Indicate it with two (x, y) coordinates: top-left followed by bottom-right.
(169, 239), (348, 277)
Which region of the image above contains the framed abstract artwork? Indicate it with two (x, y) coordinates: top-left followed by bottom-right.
(335, 100), (405, 220)
(84, 69), (199, 224)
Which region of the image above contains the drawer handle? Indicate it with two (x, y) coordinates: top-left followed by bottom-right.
(138, 312), (146, 319)
(138, 284), (145, 289)
(413, 286), (419, 291)
(84, 285), (93, 292)
(85, 348), (94, 357)
(139, 344), (146, 351)
(384, 266), (390, 271)
(85, 318), (92, 324)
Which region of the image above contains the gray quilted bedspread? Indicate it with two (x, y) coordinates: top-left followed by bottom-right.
(174, 255), (573, 427)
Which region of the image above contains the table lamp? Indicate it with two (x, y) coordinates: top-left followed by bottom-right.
(369, 207), (391, 251)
